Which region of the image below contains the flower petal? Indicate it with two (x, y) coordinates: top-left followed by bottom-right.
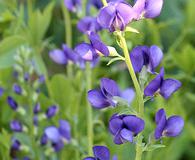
(100, 78), (120, 97)
(163, 116), (184, 137)
(49, 49), (67, 65)
(58, 120), (71, 142)
(144, 0), (163, 18)
(123, 115), (145, 134)
(114, 132), (123, 145)
(144, 67), (164, 96)
(83, 157), (96, 160)
(109, 116), (123, 135)
(93, 146), (110, 160)
(120, 128), (133, 142)
(88, 89), (110, 109)
(52, 140), (64, 152)
(62, 44), (78, 62)
(120, 88), (135, 104)
(45, 126), (61, 143)
(160, 79), (181, 99)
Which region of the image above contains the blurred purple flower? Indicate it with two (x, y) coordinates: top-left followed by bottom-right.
(144, 67), (182, 99)
(64, 0), (81, 12)
(109, 114), (145, 144)
(24, 73), (30, 82)
(13, 83), (22, 95)
(11, 139), (21, 151)
(155, 108), (184, 140)
(88, 78), (135, 109)
(46, 105), (58, 119)
(7, 96), (18, 111)
(130, 45), (163, 73)
(38, 75), (45, 84)
(10, 120), (23, 132)
(0, 87), (4, 97)
(77, 17), (102, 34)
(42, 120), (71, 152)
(49, 49), (68, 65)
(34, 103), (41, 114)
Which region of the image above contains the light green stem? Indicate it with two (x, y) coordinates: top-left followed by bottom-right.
(117, 32), (144, 160)
(101, 0), (108, 6)
(86, 62), (93, 155)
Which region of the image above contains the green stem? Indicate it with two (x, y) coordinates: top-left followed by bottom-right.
(117, 32), (144, 160)
(101, 0), (108, 6)
(86, 62), (93, 155)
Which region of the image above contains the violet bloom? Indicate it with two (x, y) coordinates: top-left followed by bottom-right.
(64, 0), (81, 12)
(11, 139), (21, 151)
(155, 108), (184, 140)
(88, 78), (135, 109)
(7, 96), (18, 111)
(24, 72), (30, 81)
(97, 1), (135, 32)
(46, 105), (58, 119)
(34, 103), (41, 114)
(77, 17), (102, 34)
(0, 87), (4, 97)
(144, 67), (182, 99)
(130, 45), (163, 73)
(49, 49), (68, 65)
(13, 84), (22, 95)
(10, 120), (23, 132)
(38, 75), (45, 84)
(42, 120), (71, 152)
(84, 146), (117, 160)
(109, 114), (145, 144)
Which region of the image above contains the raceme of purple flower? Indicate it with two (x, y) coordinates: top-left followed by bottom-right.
(10, 120), (23, 132)
(88, 78), (135, 109)
(77, 16), (102, 34)
(13, 83), (22, 95)
(64, 0), (81, 12)
(7, 96), (18, 111)
(109, 114), (145, 145)
(97, 0), (163, 32)
(97, 1), (135, 32)
(41, 120), (71, 152)
(154, 108), (184, 140)
(144, 67), (182, 99)
(83, 145), (117, 160)
(46, 105), (58, 119)
(0, 87), (4, 97)
(130, 45), (163, 73)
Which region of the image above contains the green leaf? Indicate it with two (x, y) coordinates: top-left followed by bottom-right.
(107, 57), (124, 65)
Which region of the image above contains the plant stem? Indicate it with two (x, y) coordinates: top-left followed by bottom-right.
(86, 62), (93, 155)
(101, 0), (108, 6)
(117, 32), (144, 160)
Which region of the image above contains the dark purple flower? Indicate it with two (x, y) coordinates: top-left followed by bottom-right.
(7, 96), (18, 111)
(130, 45), (163, 73)
(84, 146), (110, 160)
(49, 49), (68, 65)
(88, 78), (135, 109)
(24, 73), (30, 81)
(144, 68), (182, 99)
(77, 17), (102, 34)
(11, 139), (21, 151)
(40, 134), (48, 145)
(38, 75), (45, 83)
(46, 105), (58, 119)
(13, 84), (22, 95)
(109, 114), (145, 144)
(97, 1), (134, 32)
(64, 0), (81, 12)
(33, 116), (38, 126)
(0, 87), (4, 97)
(43, 120), (71, 152)
(34, 103), (41, 114)
(62, 44), (78, 62)
(10, 120), (23, 132)
(23, 157), (30, 160)
(154, 108), (184, 140)
(133, 0), (164, 20)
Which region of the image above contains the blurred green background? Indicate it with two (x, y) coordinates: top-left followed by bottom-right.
(0, 0), (195, 159)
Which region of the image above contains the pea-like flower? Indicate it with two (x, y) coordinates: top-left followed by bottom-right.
(46, 105), (58, 119)
(10, 120), (23, 132)
(130, 45), (163, 73)
(88, 78), (135, 109)
(49, 49), (68, 65)
(155, 108), (184, 140)
(7, 96), (18, 111)
(77, 17), (102, 34)
(144, 67), (182, 99)
(13, 83), (22, 95)
(83, 145), (117, 160)
(34, 103), (41, 114)
(64, 0), (81, 12)
(41, 120), (71, 152)
(97, 1), (134, 32)
(109, 114), (145, 144)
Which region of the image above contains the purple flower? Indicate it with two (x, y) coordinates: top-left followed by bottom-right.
(88, 78), (135, 109)
(154, 108), (184, 140)
(133, 0), (164, 20)
(0, 87), (4, 97)
(38, 75), (45, 84)
(24, 73), (30, 81)
(11, 139), (21, 151)
(77, 17), (102, 34)
(33, 116), (39, 126)
(46, 105), (58, 119)
(97, 1), (134, 32)
(64, 0), (81, 12)
(144, 68), (182, 99)
(42, 120), (71, 152)
(84, 146), (111, 160)
(49, 49), (68, 65)
(34, 103), (41, 114)
(10, 120), (23, 132)
(13, 84), (22, 95)
(130, 45), (163, 73)
(7, 96), (18, 111)
(109, 114), (145, 144)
